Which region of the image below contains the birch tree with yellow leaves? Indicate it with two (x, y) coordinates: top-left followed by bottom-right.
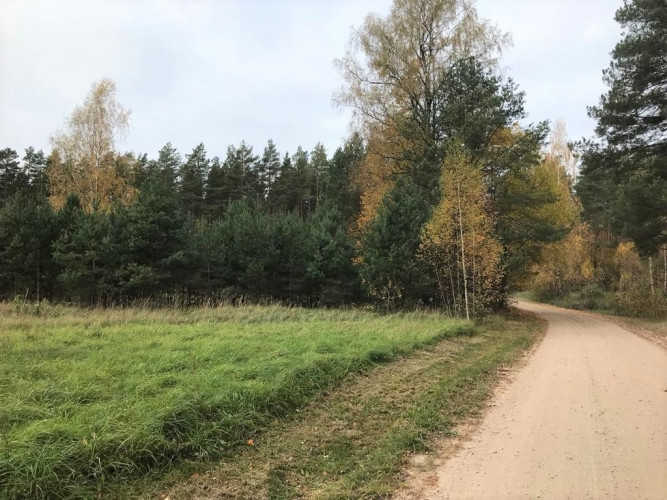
(420, 143), (502, 317)
(48, 78), (136, 212)
(336, 0), (510, 227)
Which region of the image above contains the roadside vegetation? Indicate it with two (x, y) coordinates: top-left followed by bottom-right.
(0, 303), (477, 498)
(124, 309), (541, 499)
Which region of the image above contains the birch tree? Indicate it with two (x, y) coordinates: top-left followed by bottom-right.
(336, 0), (510, 226)
(48, 78), (135, 211)
(420, 143), (502, 317)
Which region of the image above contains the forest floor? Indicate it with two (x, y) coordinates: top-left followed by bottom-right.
(397, 300), (667, 499)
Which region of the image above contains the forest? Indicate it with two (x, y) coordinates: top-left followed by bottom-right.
(0, 0), (665, 318)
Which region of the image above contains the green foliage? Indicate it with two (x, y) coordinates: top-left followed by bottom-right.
(323, 133), (364, 223)
(0, 304), (469, 498)
(589, 0), (667, 157)
(581, 0), (667, 255)
(431, 57), (527, 162)
(0, 148), (29, 205)
(308, 200), (361, 305)
(179, 143), (209, 217)
(136, 143), (181, 196)
(0, 193), (57, 301)
(360, 178), (432, 309)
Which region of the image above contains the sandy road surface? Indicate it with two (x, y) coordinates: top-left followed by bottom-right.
(399, 301), (667, 499)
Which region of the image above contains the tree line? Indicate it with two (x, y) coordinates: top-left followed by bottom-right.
(0, 0), (577, 313)
(2, 0), (662, 316)
(0, 132), (365, 306)
(530, 0), (666, 317)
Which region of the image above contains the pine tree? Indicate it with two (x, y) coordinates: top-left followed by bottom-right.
(310, 143), (328, 205)
(23, 147), (49, 198)
(0, 193), (56, 300)
(53, 206), (110, 303)
(0, 148), (28, 205)
(325, 133), (365, 224)
(261, 139), (281, 212)
(155, 142), (181, 194)
(308, 200), (360, 305)
(271, 153), (295, 214)
(359, 178), (431, 309)
(106, 183), (190, 297)
(581, 0), (667, 255)
(179, 143), (209, 216)
(205, 156), (227, 218)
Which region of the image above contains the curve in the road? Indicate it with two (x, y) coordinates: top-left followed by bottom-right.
(400, 301), (667, 499)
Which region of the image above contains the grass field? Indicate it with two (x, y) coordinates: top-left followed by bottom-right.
(0, 303), (474, 499)
(143, 310), (542, 499)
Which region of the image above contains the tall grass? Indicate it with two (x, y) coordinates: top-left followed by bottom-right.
(0, 303), (471, 498)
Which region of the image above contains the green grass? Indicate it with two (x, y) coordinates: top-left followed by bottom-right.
(134, 309), (543, 499)
(0, 303), (473, 499)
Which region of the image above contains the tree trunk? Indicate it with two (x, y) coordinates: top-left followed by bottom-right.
(457, 180), (470, 321)
(649, 256), (655, 296)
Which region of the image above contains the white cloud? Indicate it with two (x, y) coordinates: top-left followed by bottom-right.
(1, 0), (622, 161)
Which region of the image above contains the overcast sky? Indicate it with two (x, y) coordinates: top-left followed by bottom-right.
(1, 0), (623, 161)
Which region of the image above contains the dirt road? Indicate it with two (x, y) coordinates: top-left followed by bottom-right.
(399, 301), (667, 499)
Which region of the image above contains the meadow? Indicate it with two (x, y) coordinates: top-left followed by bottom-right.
(0, 303), (472, 498)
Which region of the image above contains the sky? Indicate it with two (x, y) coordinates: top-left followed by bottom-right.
(1, 0), (623, 162)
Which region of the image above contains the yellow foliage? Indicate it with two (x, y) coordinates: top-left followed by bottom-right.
(47, 151), (136, 212)
(420, 144), (503, 316)
(531, 223), (596, 296)
(48, 79), (135, 213)
(614, 241), (643, 293)
(354, 123), (413, 231)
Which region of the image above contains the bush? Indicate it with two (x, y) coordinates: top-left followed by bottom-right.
(613, 288), (667, 318)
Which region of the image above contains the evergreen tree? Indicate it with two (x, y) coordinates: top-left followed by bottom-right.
(224, 202), (277, 297)
(310, 143), (328, 205)
(308, 200), (360, 305)
(260, 139), (281, 212)
(581, 0), (667, 254)
(325, 133), (365, 223)
(132, 153), (151, 190)
(359, 178), (431, 309)
(292, 146), (312, 216)
(107, 183), (191, 297)
(179, 143), (209, 216)
(271, 152), (294, 214)
(155, 142), (181, 194)
(236, 141), (261, 204)
(220, 142), (260, 205)
(189, 218), (231, 292)
(0, 193), (56, 300)
(23, 147), (49, 198)
(0, 148), (28, 205)
(205, 156), (227, 218)
(271, 212), (313, 301)
(53, 205), (110, 303)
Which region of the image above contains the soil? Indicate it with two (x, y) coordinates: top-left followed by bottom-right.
(396, 300), (667, 499)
